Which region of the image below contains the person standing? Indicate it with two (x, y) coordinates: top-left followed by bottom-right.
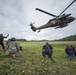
(0, 34), (9, 51)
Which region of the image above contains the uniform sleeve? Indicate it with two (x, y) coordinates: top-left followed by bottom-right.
(50, 44), (53, 52)
(65, 48), (69, 54)
(43, 45), (45, 50)
(16, 42), (20, 51)
(49, 44), (53, 49)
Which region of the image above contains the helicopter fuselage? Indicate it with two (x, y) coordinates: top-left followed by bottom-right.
(30, 0), (76, 32)
(36, 16), (75, 30)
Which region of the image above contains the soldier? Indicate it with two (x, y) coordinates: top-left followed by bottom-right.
(0, 34), (9, 51)
(42, 42), (55, 62)
(6, 38), (20, 58)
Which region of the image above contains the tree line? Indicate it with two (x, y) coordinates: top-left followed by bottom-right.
(58, 34), (76, 41)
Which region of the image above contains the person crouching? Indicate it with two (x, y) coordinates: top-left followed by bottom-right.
(42, 42), (55, 62)
(65, 45), (76, 60)
(5, 38), (20, 58)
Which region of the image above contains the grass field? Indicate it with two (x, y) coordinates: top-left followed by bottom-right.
(0, 41), (76, 75)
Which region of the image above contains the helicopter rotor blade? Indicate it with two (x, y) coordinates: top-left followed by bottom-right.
(30, 21), (35, 24)
(59, 0), (76, 16)
(36, 8), (56, 17)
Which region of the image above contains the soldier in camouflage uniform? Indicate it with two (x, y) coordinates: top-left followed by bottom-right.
(6, 38), (20, 58)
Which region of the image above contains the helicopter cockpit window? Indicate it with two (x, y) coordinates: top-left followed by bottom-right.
(51, 20), (56, 24)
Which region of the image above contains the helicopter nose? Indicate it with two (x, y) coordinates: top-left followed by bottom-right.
(72, 17), (75, 21)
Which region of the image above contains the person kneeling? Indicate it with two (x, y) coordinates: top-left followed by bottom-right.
(5, 38), (20, 58)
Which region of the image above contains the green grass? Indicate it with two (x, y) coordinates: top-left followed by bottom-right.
(0, 41), (76, 75)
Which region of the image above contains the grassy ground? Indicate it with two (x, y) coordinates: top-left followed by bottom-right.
(0, 41), (76, 75)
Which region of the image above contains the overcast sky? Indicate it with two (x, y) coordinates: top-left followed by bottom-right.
(0, 0), (76, 40)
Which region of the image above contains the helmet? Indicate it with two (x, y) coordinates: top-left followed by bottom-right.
(11, 37), (16, 41)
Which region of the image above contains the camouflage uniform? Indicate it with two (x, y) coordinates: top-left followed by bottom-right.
(6, 38), (20, 57)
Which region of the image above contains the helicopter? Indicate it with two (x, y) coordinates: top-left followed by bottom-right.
(30, 0), (76, 32)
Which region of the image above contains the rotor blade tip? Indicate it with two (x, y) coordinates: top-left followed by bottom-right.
(35, 8), (38, 10)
